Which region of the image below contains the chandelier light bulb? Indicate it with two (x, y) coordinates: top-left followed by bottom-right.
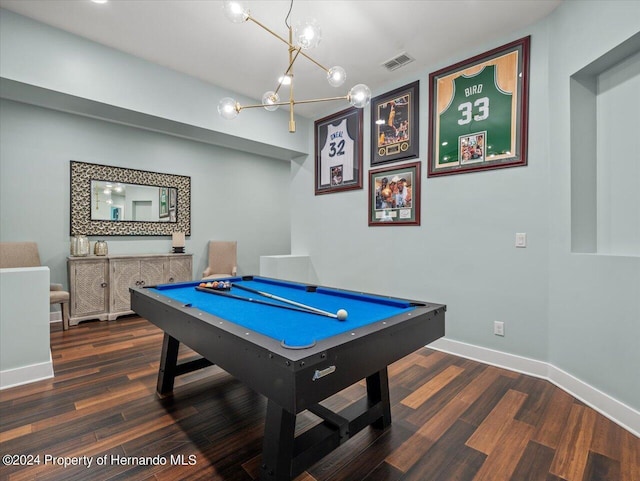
(262, 91), (280, 111)
(278, 75), (292, 86)
(348, 84), (372, 109)
(218, 97), (240, 120)
(222, 1), (249, 23)
(327, 66), (346, 87)
(294, 18), (321, 49)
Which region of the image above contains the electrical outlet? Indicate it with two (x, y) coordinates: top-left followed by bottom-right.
(494, 321), (505, 336)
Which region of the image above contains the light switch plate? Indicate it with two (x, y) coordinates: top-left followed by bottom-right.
(515, 233), (527, 248)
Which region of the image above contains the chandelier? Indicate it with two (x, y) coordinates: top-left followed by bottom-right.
(218, 0), (371, 133)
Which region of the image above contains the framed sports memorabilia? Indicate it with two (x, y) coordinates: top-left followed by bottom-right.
(369, 162), (421, 226)
(371, 81), (419, 166)
(159, 187), (169, 218)
(315, 107), (363, 195)
(427, 36), (530, 177)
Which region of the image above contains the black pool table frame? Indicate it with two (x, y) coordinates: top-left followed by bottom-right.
(131, 276), (445, 481)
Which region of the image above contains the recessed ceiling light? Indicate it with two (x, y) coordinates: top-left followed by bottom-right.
(91, 0), (108, 4)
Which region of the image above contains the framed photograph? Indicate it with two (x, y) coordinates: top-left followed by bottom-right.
(315, 107), (363, 195)
(369, 162), (421, 226)
(371, 80), (419, 166)
(428, 36), (530, 177)
(169, 187), (177, 210)
(159, 187), (169, 218)
(110, 206), (122, 221)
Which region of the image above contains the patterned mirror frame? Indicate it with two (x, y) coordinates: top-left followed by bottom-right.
(70, 161), (191, 236)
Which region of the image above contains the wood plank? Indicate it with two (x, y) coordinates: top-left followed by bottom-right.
(404, 361), (487, 427)
(460, 374), (514, 427)
(401, 365), (464, 409)
(386, 397), (469, 472)
(470, 420), (534, 481)
(512, 375), (556, 426)
(549, 403), (597, 481)
(590, 411), (622, 460)
(466, 389), (529, 455)
(0, 424), (32, 443)
(620, 428), (640, 481)
(399, 419), (486, 481)
(509, 441), (556, 481)
(582, 451), (621, 481)
(531, 386), (575, 449)
(73, 380), (151, 409)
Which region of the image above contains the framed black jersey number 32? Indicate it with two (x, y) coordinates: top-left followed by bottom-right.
(428, 36), (530, 177)
(315, 107), (363, 195)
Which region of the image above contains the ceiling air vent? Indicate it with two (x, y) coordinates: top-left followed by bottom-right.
(382, 52), (415, 72)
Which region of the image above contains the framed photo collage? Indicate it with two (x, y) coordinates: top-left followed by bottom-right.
(314, 36), (530, 226)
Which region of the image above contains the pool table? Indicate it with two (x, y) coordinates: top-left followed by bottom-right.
(131, 275), (445, 481)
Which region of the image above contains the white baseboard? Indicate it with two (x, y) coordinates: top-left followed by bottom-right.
(50, 311), (61, 323)
(429, 338), (639, 437)
(0, 352), (54, 390)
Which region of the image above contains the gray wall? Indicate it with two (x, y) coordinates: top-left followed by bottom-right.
(291, 0), (640, 412)
(0, 98), (292, 286)
(546, 1), (640, 411)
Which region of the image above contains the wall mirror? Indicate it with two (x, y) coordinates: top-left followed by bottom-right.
(71, 161), (191, 236)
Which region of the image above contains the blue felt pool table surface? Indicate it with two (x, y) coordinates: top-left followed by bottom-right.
(150, 277), (416, 348)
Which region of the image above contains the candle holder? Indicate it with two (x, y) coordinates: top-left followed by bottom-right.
(172, 232), (185, 254)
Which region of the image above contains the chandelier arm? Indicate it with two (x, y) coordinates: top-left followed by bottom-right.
(291, 95), (349, 105)
(273, 47), (303, 97)
(239, 95), (349, 111)
(247, 15), (330, 73)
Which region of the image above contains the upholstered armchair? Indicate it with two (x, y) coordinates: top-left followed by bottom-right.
(202, 240), (237, 280)
(0, 242), (70, 330)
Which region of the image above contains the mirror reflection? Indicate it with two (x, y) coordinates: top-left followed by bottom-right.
(91, 180), (177, 222)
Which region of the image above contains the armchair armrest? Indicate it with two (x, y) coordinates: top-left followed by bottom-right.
(203, 267), (212, 277)
(50, 283), (64, 291)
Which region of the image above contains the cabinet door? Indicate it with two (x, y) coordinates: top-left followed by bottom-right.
(140, 258), (165, 286)
(110, 259), (141, 313)
(70, 259), (108, 317)
(167, 256), (192, 283)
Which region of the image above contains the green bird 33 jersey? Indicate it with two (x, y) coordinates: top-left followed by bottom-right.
(438, 64), (512, 164)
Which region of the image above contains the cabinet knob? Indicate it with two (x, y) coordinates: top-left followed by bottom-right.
(169, 277), (175, 283)
(101, 282), (107, 288)
(140, 280), (145, 286)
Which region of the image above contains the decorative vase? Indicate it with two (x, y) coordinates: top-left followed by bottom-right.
(94, 240), (108, 256)
(70, 235), (90, 257)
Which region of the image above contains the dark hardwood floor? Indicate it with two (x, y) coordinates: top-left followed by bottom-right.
(1, 317), (638, 481)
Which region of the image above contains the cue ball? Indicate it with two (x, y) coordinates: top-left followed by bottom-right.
(337, 309), (348, 321)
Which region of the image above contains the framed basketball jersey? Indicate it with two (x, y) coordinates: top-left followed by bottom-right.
(315, 107), (363, 195)
(428, 36), (530, 177)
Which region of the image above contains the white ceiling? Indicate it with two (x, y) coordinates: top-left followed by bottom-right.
(0, 0), (562, 119)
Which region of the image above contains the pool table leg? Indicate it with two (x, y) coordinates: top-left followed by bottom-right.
(260, 399), (296, 481)
(157, 333), (180, 396)
(366, 367), (392, 429)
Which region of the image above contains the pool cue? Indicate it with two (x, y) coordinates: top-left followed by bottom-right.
(195, 286), (330, 317)
(232, 283), (338, 319)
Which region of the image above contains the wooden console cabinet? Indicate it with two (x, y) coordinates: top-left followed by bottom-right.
(67, 253), (192, 326)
